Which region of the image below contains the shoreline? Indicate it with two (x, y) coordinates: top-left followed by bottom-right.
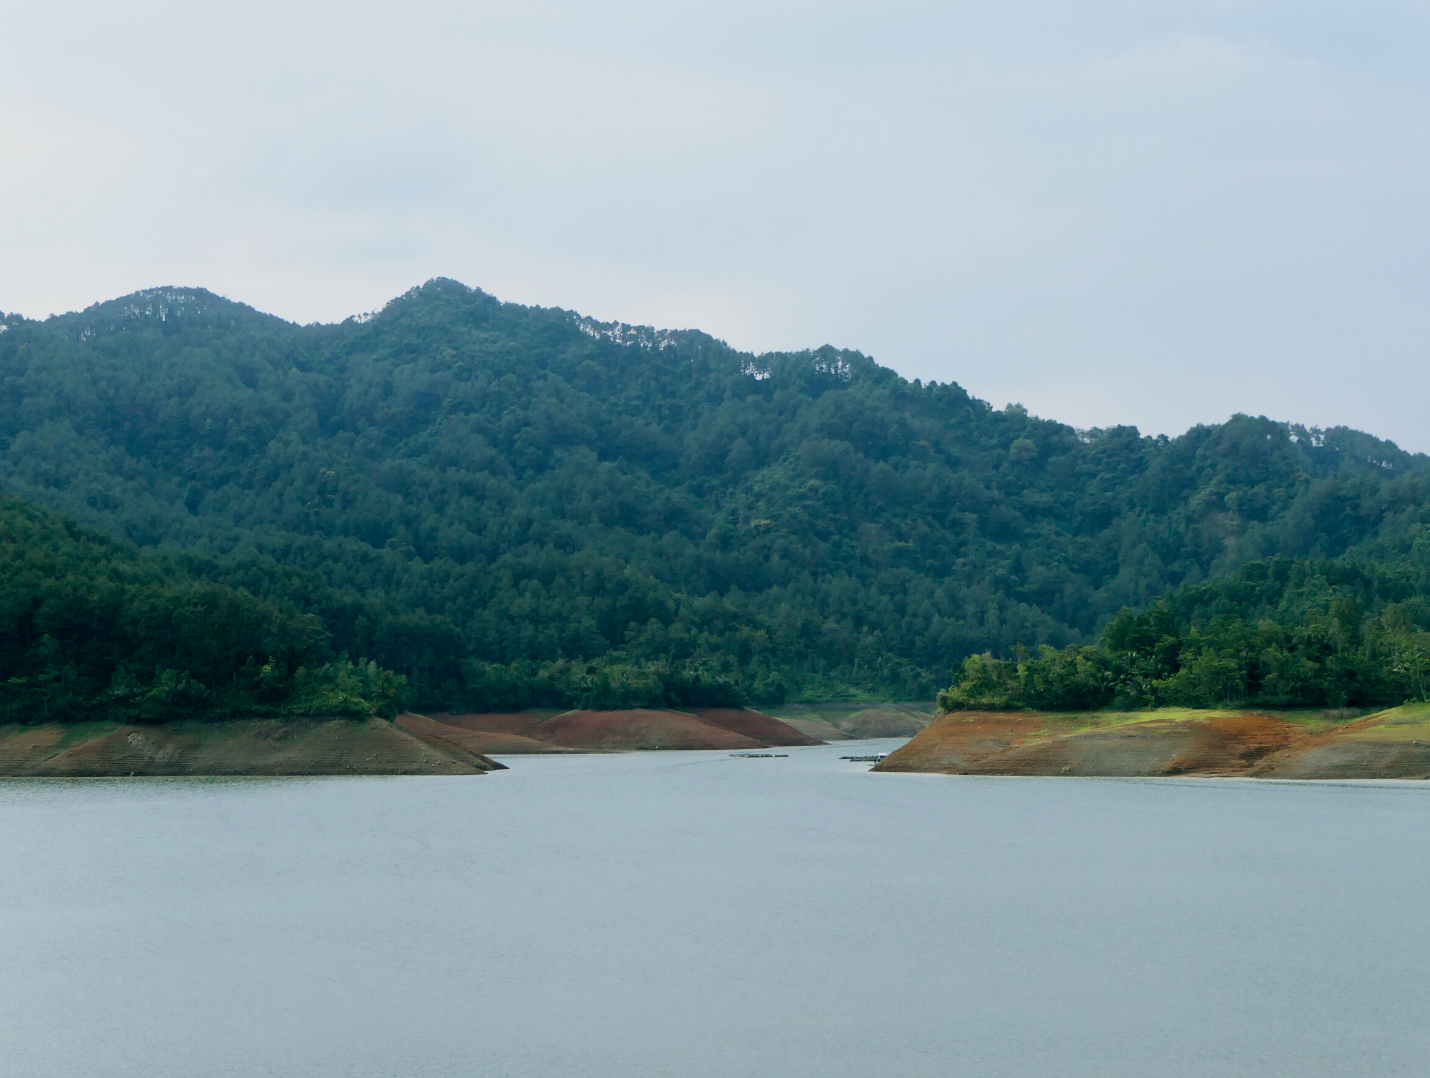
(874, 704), (1430, 780)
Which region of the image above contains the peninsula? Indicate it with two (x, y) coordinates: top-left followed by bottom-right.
(875, 705), (1430, 779)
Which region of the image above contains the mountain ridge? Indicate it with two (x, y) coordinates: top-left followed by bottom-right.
(4, 277), (1430, 708)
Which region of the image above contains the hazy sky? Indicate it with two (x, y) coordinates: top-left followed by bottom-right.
(5, 2), (1429, 448)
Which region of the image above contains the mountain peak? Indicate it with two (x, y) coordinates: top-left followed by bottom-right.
(47, 286), (290, 340)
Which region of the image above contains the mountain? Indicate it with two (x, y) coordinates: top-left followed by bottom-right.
(3, 278), (1429, 709)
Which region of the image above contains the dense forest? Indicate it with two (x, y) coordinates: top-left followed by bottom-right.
(4, 279), (1430, 716)
(939, 557), (1430, 712)
(0, 495), (403, 723)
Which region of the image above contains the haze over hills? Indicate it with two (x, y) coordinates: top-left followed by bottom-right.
(2, 278), (1430, 715)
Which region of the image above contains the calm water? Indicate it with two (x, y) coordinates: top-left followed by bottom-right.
(3, 739), (1429, 1077)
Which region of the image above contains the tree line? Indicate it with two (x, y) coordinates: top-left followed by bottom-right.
(938, 556), (1430, 712)
(0, 495), (752, 723)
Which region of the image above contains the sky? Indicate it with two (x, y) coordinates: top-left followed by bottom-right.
(4, 1), (1429, 449)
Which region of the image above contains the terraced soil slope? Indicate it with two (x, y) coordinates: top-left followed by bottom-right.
(0, 718), (506, 776)
(422, 707), (819, 752)
(397, 713), (578, 755)
(1252, 705), (1430, 779)
(874, 706), (1430, 779)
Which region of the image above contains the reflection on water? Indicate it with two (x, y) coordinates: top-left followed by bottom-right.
(3, 739), (1429, 1077)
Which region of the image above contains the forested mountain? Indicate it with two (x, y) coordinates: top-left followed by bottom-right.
(3, 278), (1430, 710)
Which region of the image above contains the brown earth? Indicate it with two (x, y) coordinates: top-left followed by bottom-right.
(1250, 709), (1430, 779)
(413, 712), (578, 754)
(0, 717), (506, 777)
(527, 709), (762, 751)
(872, 711), (1049, 772)
(424, 706), (818, 752)
(959, 713), (1298, 777)
(426, 711), (565, 738)
(685, 708), (824, 746)
(396, 712), (578, 756)
(0, 706), (819, 776)
(874, 707), (1430, 779)
(780, 716), (852, 742)
(1252, 740), (1430, 779)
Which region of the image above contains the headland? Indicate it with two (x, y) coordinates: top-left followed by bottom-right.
(874, 704), (1430, 779)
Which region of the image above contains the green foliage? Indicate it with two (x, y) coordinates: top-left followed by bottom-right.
(457, 657), (745, 711)
(5, 281), (1430, 710)
(938, 557), (1430, 711)
(0, 495), (403, 722)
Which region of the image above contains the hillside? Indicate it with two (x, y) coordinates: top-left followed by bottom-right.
(4, 280), (1430, 710)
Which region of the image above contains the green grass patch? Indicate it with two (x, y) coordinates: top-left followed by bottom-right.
(966, 706), (1382, 737)
(1029, 707), (1240, 735)
(1337, 702), (1430, 740)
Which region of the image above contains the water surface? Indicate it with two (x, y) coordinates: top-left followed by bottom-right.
(2, 739), (1428, 1077)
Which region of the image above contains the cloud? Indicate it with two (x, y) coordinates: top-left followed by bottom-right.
(3, 1), (1429, 448)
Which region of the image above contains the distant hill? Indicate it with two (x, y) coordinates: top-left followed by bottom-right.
(3, 278), (1429, 708)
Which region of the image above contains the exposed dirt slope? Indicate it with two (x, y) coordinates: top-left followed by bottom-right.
(528, 709), (761, 751)
(684, 708), (823, 746)
(427, 711), (565, 738)
(962, 713), (1297, 777)
(768, 702), (935, 741)
(424, 707), (817, 751)
(872, 712), (1049, 772)
(1252, 705), (1430, 779)
(778, 716), (852, 742)
(1254, 740), (1430, 779)
(875, 706), (1430, 779)
(0, 718), (505, 776)
(407, 713), (577, 754)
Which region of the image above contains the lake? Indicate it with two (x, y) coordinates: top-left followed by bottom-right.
(2, 738), (1428, 1077)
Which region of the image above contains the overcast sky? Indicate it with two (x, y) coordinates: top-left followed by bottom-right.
(4, 1), (1429, 449)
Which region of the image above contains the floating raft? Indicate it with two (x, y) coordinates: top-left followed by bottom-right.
(729, 752), (789, 758)
(840, 754), (888, 762)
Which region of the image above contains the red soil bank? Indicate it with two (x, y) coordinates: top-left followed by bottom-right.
(424, 707), (820, 752)
(397, 713), (577, 756)
(687, 708), (823, 747)
(959, 713), (1299, 777)
(873, 711), (1048, 773)
(873, 709), (1394, 778)
(426, 711), (563, 737)
(416, 711), (574, 753)
(0, 718), (504, 777)
(529, 709), (762, 751)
